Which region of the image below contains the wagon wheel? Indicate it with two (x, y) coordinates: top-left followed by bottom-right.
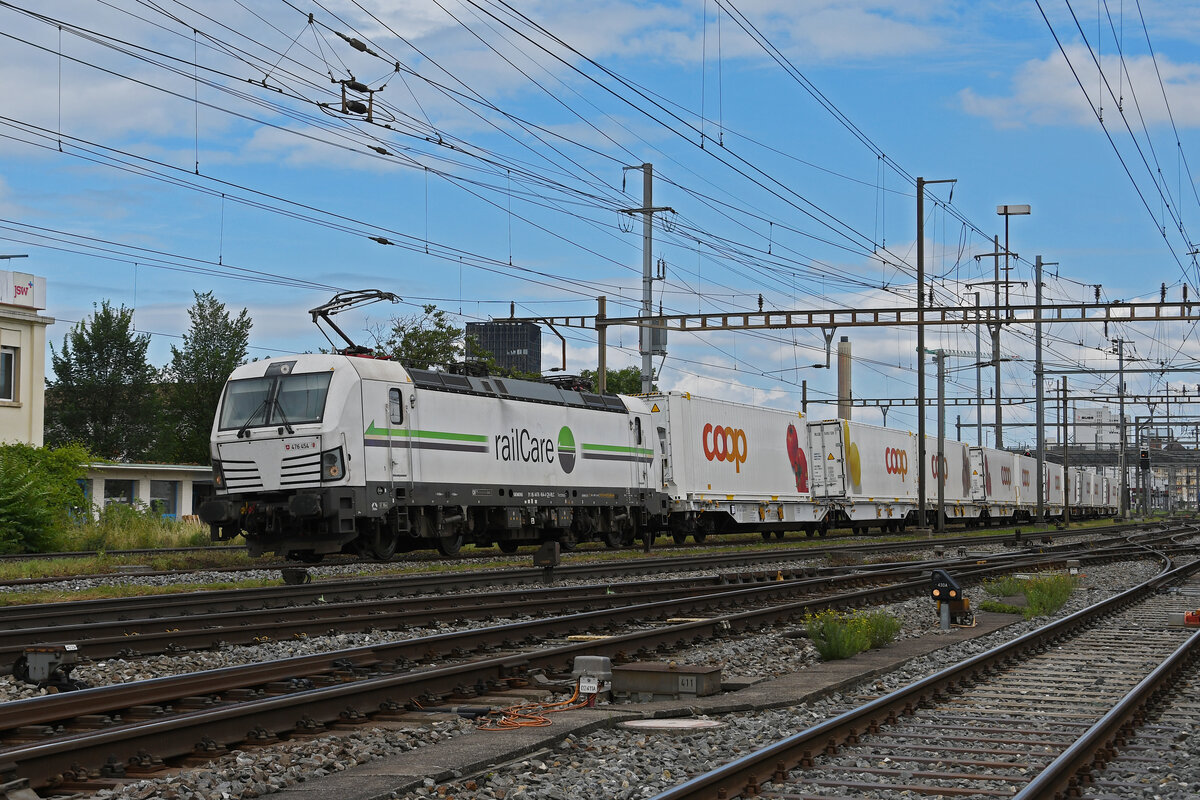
(11, 654), (30, 684)
(672, 531), (688, 545)
(436, 533), (463, 556)
(692, 532), (707, 544)
(774, 530), (786, 540)
(497, 540), (520, 554)
(603, 529), (625, 549)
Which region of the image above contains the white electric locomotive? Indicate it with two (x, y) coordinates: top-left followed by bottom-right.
(199, 353), (666, 560)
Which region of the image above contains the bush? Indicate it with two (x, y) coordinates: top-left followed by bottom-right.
(0, 443), (92, 552)
(804, 608), (902, 660)
(850, 610), (903, 649)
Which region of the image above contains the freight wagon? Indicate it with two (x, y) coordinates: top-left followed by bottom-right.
(643, 392), (827, 543)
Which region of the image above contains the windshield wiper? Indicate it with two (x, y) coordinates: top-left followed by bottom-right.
(272, 398), (296, 434)
(236, 397), (270, 439)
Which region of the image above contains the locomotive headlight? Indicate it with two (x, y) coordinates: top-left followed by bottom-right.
(321, 447), (345, 481)
(212, 461), (226, 489)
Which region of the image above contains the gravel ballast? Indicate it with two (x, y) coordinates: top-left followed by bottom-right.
(54, 557), (1176, 800)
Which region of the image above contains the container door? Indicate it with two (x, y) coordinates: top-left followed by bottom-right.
(969, 448), (986, 501)
(808, 421), (845, 498)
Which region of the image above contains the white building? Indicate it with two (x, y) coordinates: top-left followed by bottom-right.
(1, 267), (212, 518)
(0, 269), (53, 446)
(1074, 407), (1121, 449)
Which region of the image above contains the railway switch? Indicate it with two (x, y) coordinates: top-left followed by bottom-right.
(12, 644), (87, 691)
(930, 570), (974, 630)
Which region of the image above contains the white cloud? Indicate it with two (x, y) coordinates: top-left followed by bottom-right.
(961, 44), (1200, 129)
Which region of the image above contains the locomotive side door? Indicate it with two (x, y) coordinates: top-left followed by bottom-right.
(385, 386), (410, 481)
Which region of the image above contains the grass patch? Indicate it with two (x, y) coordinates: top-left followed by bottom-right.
(1024, 573), (1077, 617)
(804, 608), (902, 661)
(0, 578), (280, 607)
(982, 575), (1027, 597)
(978, 599), (1025, 615)
(980, 572), (1078, 619)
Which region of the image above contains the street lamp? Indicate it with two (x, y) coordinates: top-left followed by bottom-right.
(994, 204), (1030, 449)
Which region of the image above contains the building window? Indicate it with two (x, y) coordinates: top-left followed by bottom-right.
(104, 479), (136, 507)
(150, 480), (179, 517)
(0, 346), (15, 402)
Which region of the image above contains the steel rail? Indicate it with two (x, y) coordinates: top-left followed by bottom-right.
(0, 548), (1132, 787)
(1013, 626), (1200, 799)
(646, 555), (1199, 800)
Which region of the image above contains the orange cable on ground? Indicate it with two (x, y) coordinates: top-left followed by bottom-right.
(477, 683), (595, 731)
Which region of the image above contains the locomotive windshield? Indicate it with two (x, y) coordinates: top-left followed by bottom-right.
(218, 371), (333, 431)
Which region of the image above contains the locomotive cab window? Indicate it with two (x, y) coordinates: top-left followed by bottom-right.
(218, 371), (334, 431)
(388, 388), (404, 425)
(634, 417), (643, 445)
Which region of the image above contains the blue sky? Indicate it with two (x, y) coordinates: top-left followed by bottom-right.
(2, 1), (1199, 446)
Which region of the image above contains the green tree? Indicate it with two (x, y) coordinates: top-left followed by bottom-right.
(372, 304), (463, 369)
(0, 442), (91, 552)
(579, 366), (654, 395)
(46, 301), (160, 460)
(164, 291), (252, 463)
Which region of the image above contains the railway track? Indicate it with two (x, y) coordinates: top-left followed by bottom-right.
(0, 522), (1145, 589)
(649, 559), (1200, 800)
(0, 542), (1139, 792)
(0, 528), (1173, 668)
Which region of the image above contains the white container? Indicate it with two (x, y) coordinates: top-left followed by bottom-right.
(644, 392), (826, 536)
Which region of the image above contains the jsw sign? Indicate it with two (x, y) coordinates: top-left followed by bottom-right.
(0, 271), (46, 310)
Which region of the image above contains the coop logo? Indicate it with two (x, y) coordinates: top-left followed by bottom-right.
(1000, 466), (1012, 486)
(1021, 469), (1030, 488)
(885, 447), (908, 479)
(702, 423), (747, 473)
(930, 454), (947, 484)
(557, 426), (576, 474)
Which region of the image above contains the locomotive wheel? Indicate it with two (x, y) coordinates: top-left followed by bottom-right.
(436, 533), (463, 556)
(367, 529), (398, 561)
(497, 541), (519, 554)
(295, 551), (324, 564)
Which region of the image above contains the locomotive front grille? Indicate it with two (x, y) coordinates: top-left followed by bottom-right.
(218, 437), (326, 492)
(279, 450), (323, 486)
(221, 458), (263, 491)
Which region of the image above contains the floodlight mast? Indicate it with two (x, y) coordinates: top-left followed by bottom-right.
(309, 289), (401, 355)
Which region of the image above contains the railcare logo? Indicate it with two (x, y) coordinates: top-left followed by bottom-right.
(702, 423), (748, 473)
(557, 426), (576, 474)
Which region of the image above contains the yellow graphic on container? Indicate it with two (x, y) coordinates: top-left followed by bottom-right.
(843, 420), (862, 490)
